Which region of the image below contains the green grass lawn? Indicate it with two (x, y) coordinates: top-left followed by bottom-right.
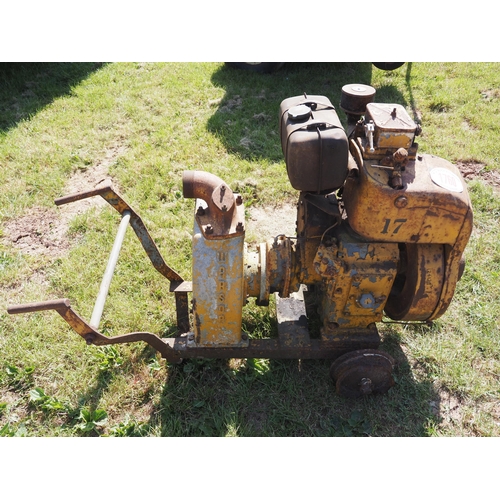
(1, 62), (499, 437)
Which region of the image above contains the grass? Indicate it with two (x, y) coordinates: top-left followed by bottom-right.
(0, 62), (499, 437)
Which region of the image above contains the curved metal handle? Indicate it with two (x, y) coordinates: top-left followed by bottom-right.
(7, 299), (71, 315)
(7, 299), (183, 363)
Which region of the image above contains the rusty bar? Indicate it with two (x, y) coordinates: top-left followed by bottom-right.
(55, 184), (113, 207)
(8, 298), (379, 363)
(56, 184), (184, 283)
(90, 210), (131, 329)
(8, 298), (98, 340)
(7, 299), (71, 315)
(55, 184), (190, 330)
(162, 332), (380, 361)
(128, 215), (183, 283)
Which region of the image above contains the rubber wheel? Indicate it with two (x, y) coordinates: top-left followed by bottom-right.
(372, 62), (405, 71)
(225, 62), (284, 73)
(330, 349), (395, 398)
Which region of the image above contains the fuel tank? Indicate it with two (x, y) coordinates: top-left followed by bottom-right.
(279, 95), (349, 192)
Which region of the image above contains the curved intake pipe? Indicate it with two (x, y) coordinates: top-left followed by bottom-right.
(183, 170), (243, 237)
(183, 171), (235, 215)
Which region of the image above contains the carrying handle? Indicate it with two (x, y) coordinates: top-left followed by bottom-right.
(7, 299), (71, 315)
(7, 299), (183, 362)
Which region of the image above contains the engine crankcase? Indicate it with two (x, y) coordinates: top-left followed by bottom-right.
(313, 226), (399, 333)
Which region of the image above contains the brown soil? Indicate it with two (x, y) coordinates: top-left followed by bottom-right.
(246, 203), (297, 243)
(4, 206), (70, 257)
(456, 161), (500, 192)
(3, 145), (125, 257)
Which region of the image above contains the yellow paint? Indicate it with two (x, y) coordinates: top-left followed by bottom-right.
(313, 240), (399, 332)
(192, 223), (246, 347)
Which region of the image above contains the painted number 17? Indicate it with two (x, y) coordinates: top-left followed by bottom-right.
(381, 218), (407, 235)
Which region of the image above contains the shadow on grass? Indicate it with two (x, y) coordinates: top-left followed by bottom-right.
(206, 62), (409, 163)
(149, 327), (440, 437)
(0, 62), (107, 133)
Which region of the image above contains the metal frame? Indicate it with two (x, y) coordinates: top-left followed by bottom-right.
(8, 184), (380, 364)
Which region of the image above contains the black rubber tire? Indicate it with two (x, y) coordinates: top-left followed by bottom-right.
(372, 62), (405, 71)
(225, 62), (284, 73)
(330, 349), (395, 398)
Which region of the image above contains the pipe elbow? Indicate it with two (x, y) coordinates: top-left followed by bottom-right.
(183, 170), (235, 213)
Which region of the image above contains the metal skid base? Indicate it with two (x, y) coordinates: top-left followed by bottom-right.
(8, 287), (381, 365)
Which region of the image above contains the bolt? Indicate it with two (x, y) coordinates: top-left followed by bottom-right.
(359, 377), (373, 395)
(85, 334), (95, 345)
(205, 224), (214, 235)
(241, 333), (248, 341)
(222, 205), (227, 212)
(236, 195), (243, 205)
(196, 206), (205, 216)
(394, 195), (408, 208)
(236, 222), (244, 232)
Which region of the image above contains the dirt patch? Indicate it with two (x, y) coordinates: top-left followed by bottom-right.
(457, 162), (500, 192)
(246, 203), (297, 243)
(4, 206), (70, 257)
(430, 387), (463, 426)
(58, 144), (126, 219)
(0, 388), (28, 424)
(481, 89), (500, 100)
(3, 145), (126, 257)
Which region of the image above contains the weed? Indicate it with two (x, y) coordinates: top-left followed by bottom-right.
(319, 410), (373, 437)
(4, 364), (35, 391)
(0, 422), (27, 437)
(147, 356), (161, 374)
(73, 407), (108, 435)
(246, 358), (270, 375)
(29, 387), (68, 413)
(92, 346), (124, 371)
(106, 418), (149, 437)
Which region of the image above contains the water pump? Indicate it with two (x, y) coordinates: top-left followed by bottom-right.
(8, 84), (473, 397)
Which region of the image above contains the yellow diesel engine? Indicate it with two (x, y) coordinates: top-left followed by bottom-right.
(8, 85), (472, 397)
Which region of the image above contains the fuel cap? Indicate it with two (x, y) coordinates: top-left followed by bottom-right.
(288, 104), (312, 121)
